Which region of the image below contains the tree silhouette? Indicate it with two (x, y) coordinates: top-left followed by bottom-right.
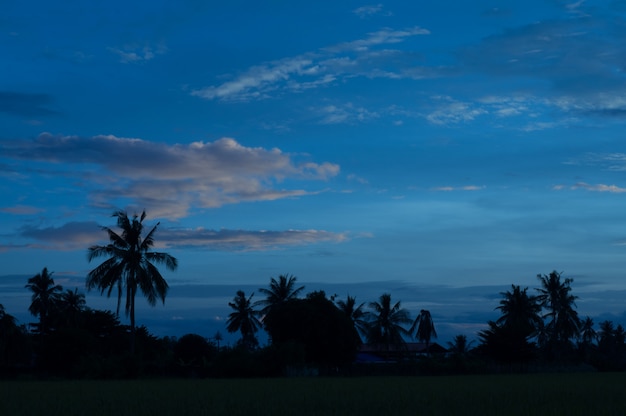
(536, 271), (581, 356)
(25, 267), (62, 335)
(87, 210), (178, 353)
(256, 274), (305, 316)
(496, 285), (543, 337)
(365, 293), (411, 351)
(57, 288), (87, 328)
(336, 295), (367, 345)
(478, 285), (541, 364)
(411, 309), (437, 354)
(226, 290), (262, 350)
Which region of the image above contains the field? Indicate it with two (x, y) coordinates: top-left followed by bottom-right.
(2, 373), (626, 416)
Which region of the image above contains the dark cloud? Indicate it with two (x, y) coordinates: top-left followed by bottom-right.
(0, 91), (59, 117)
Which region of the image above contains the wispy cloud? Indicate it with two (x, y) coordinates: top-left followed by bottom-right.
(1, 134), (340, 219)
(554, 182), (626, 193)
(315, 103), (379, 124)
(107, 44), (167, 63)
(192, 26), (430, 102)
(15, 221), (348, 252)
(353, 4), (391, 19)
(431, 185), (486, 192)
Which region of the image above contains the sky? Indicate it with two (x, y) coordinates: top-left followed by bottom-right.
(3, 0), (626, 346)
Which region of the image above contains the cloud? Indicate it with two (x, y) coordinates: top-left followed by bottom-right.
(16, 221), (348, 252)
(19, 221), (102, 249)
(192, 26), (430, 102)
(0, 91), (59, 117)
(0, 205), (43, 215)
(426, 96), (488, 125)
(353, 4), (390, 19)
(107, 44), (167, 63)
(315, 103), (379, 124)
(158, 228), (348, 251)
(569, 182), (626, 193)
(1, 134), (340, 219)
(431, 185), (486, 192)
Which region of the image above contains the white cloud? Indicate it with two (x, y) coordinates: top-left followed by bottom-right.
(431, 185), (486, 192)
(570, 182), (626, 193)
(192, 26), (430, 102)
(316, 103), (379, 125)
(353, 4), (390, 19)
(2, 134), (340, 219)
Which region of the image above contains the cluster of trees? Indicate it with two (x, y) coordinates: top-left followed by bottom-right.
(476, 271), (626, 371)
(2, 210), (626, 378)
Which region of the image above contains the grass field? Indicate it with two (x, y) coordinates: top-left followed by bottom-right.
(2, 373), (626, 416)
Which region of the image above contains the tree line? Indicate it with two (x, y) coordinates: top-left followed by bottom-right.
(1, 211), (626, 378)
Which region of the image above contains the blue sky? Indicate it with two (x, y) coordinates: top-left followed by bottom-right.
(3, 0), (626, 345)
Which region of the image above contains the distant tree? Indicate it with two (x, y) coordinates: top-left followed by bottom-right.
(226, 290), (262, 350)
(213, 331), (223, 351)
(87, 210), (178, 353)
(536, 271), (581, 356)
(25, 267), (62, 335)
(447, 334), (474, 356)
(56, 288), (87, 328)
(256, 274), (305, 316)
(579, 316), (597, 346)
(365, 293), (411, 351)
(335, 295), (367, 344)
(411, 309), (437, 354)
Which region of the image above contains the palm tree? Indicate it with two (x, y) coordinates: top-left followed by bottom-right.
(447, 334), (474, 356)
(579, 316), (597, 346)
(58, 288), (86, 328)
(365, 293), (411, 351)
(411, 309), (437, 354)
(536, 271), (581, 351)
(25, 267), (62, 335)
(226, 290), (262, 349)
(496, 285), (543, 338)
(256, 274), (305, 316)
(86, 210), (178, 353)
(336, 295), (367, 344)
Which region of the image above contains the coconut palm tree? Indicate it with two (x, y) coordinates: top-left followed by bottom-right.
(57, 288), (86, 328)
(411, 309), (437, 354)
(365, 293), (411, 351)
(336, 295), (367, 344)
(579, 316), (597, 346)
(87, 210), (178, 353)
(25, 267), (62, 335)
(256, 274), (305, 316)
(536, 271), (581, 352)
(496, 285), (543, 338)
(226, 290), (262, 349)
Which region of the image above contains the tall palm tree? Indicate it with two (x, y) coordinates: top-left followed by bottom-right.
(256, 274), (305, 316)
(25, 267), (62, 335)
(365, 293), (411, 350)
(226, 290), (262, 349)
(411, 309), (437, 354)
(536, 271), (581, 349)
(336, 295), (367, 343)
(87, 210), (178, 352)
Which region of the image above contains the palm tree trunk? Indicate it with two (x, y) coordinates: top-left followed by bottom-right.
(130, 289), (136, 355)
